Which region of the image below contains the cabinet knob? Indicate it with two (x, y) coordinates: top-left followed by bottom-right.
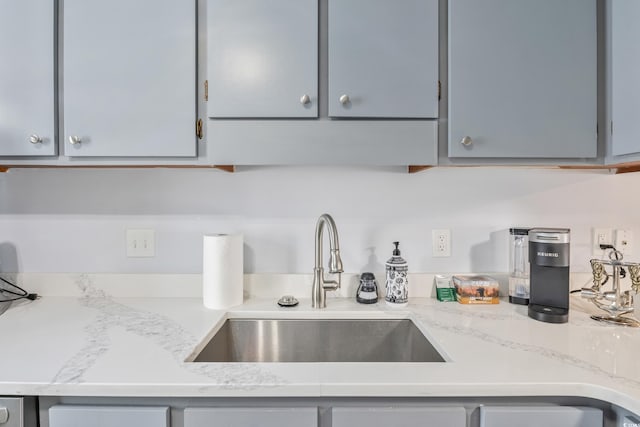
(460, 136), (473, 146)
(300, 94), (311, 105)
(29, 134), (42, 144)
(69, 135), (82, 145)
(0, 407), (8, 424)
(339, 94), (350, 105)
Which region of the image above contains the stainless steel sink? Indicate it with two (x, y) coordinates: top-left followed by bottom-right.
(190, 318), (446, 363)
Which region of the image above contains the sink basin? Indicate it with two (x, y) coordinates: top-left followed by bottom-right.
(190, 318), (446, 363)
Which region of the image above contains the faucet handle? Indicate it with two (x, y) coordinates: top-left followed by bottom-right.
(323, 278), (340, 292)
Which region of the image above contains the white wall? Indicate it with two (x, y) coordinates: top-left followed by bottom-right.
(0, 166), (637, 275)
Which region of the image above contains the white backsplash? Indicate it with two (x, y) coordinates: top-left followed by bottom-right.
(0, 166), (638, 275)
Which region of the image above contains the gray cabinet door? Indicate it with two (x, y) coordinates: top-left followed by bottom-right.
(208, 120), (437, 165)
(332, 407), (466, 427)
(0, 0), (55, 156)
(49, 405), (169, 427)
(448, 0), (597, 158)
(328, 0), (439, 118)
(479, 406), (602, 427)
(610, 0), (640, 157)
(184, 407), (318, 427)
(207, 0), (318, 118)
(63, 0), (196, 157)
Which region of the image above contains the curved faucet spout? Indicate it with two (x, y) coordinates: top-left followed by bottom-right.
(315, 214), (342, 273)
(312, 213), (343, 308)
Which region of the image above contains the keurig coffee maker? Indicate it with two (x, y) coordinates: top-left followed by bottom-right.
(528, 228), (570, 323)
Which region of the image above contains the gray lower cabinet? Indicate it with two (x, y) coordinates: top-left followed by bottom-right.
(448, 0), (597, 159)
(328, 0), (439, 118)
(37, 398), (620, 427)
(207, 0), (318, 118)
(48, 405), (169, 427)
(479, 406), (603, 427)
(184, 407), (318, 427)
(0, 397), (37, 427)
(609, 0), (640, 158)
(62, 0), (196, 158)
(332, 407), (466, 427)
(0, 0), (55, 157)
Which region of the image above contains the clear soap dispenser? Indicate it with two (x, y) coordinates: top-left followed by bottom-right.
(385, 241), (408, 307)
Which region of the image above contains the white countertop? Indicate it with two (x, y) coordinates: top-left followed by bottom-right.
(1, 274), (639, 415)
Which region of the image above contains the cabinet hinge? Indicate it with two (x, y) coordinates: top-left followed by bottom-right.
(204, 80), (208, 102)
(196, 118), (203, 140)
(610, 120), (614, 136)
(438, 80), (441, 101)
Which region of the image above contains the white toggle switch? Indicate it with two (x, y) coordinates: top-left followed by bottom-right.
(0, 407), (9, 424)
(126, 229), (156, 257)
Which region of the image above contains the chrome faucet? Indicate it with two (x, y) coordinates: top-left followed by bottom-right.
(312, 213), (343, 308)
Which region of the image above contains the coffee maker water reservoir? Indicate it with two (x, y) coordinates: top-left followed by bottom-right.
(509, 227), (531, 305)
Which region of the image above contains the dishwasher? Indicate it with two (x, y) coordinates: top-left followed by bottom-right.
(0, 397), (37, 427)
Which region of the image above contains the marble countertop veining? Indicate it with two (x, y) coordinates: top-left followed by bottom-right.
(1, 274), (639, 415)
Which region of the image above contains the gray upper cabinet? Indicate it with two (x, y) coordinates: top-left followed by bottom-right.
(448, 0), (597, 159)
(206, 0), (438, 166)
(610, 0), (640, 158)
(207, 0), (318, 118)
(0, 0), (55, 157)
(63, 0), (196, 157)
(328, 0), (439, 118)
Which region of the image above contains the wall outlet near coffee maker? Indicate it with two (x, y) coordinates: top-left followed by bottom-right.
(591, 228), (633, 257)
(591, 228), (613, 256)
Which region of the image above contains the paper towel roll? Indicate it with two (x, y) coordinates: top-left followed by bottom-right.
(202, 233), (244, 309)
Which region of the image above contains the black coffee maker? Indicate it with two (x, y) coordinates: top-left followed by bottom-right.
(528, 228), (570, 323)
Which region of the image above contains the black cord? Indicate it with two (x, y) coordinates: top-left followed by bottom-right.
(0, 276), (39, 302)
(599, 244), (626, 278)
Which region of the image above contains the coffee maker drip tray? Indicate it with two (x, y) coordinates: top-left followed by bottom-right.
(528, 304), (569, 324)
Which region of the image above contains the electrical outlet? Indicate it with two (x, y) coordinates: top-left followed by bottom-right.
(432, 229), (451, 257)
(592, 227), (613, 256)
(126, 229), (156, 257)
(614, 229), (633, 255)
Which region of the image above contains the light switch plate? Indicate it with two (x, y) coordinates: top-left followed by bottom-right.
(126, 229), (156, 257)
(614, 229), (633, 256)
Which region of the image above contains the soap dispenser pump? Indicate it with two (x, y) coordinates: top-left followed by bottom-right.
(385, 241), (408, 307)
